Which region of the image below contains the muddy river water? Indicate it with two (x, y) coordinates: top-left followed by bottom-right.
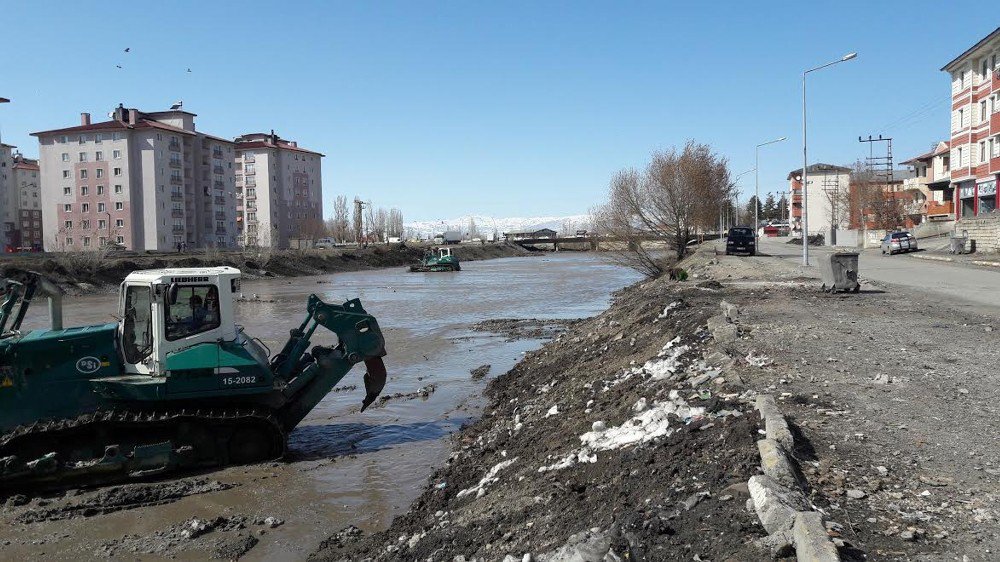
(12, 254), (640, 560)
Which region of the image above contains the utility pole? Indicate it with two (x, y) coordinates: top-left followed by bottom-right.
(353, 197), (365, 247)
(859, 135), (893, 243)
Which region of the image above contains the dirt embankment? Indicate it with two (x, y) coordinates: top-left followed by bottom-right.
(0, 243), (531, 295)
(311, 257), (771, 561)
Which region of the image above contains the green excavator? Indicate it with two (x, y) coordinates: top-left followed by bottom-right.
(409, 247), (461, 272)
(0, 266), (387, 489)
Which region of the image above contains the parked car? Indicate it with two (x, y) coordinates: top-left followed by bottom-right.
(725, 226), (756, 256)
(314, 237), (336, 249)
(880, 231), (917, 255)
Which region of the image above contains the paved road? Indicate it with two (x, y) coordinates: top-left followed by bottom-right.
(752, 237), (1000, 313)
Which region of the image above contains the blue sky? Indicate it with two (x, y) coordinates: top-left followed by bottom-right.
(0, 1), (994, 221)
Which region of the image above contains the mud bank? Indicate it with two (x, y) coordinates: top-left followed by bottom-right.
(0, 243), (530, 295)
(311, 255), (773, 561)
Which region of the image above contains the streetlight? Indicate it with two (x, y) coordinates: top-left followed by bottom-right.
(801, 52), (856, 266)
(755, 136), (786, 238)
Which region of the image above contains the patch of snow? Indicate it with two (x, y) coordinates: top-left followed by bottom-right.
(745, 351), (772, 367)
(537, 392), (704, 473)
(457, 457), (518, 500)
(657, 301), (681, 319)
(545, 405), (559, 418)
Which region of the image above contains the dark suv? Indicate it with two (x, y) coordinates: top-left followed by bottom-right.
(726, 227), (756, 256)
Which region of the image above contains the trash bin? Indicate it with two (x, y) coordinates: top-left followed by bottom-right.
(949, 235), (968, 254)
(820, 252), (860, 293)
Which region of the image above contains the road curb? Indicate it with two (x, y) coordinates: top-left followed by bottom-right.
(750, 394), (842, 561)
(908, 253), (953, 263)
(971, 260), (1000, 268)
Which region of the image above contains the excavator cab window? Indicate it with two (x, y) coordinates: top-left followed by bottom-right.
(122, 285), (153, 364)
(164, 285), (221, 341)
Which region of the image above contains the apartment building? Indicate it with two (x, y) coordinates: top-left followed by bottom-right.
(32, 105), (238, 251)
(10, 154), (43, 250)
(787, 163), (852, 242)
(900, 141), (953, 221)
(943, 27), (1000, 219)
(0, 143), (15, 250)
(234, 131), (323, 248)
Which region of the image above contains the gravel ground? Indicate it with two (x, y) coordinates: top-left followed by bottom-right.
(692, 246), (1000, 560)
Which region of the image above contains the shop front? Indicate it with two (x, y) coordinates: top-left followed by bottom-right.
(958, 182), (976, 219)
(977, 179), (997, 215)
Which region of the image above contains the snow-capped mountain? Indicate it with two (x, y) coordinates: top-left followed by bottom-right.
(404, 214), (591, 239)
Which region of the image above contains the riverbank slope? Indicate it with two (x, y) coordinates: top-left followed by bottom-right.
(0, 243), (531, 294)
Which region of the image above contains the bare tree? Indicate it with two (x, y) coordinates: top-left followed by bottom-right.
(387, 208), (404, 238)
(330, 195), (350, 242)
(593, 141), (733, 277)
(848, 159), (905, 231)
(467, 217), (479, 240)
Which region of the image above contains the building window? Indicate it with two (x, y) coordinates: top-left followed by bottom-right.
(60, 135), (68, 143)
(116, 219), (124, 228)
(113, 149), (122, 159)
(79, 135), (87, 144)
(97, 185), (105, 195)
(114, 184), (123, 194)
(115, 202), (123, 211)
(63, 187), (72, 196)
(61, 153), (69, 162)
(96, 169), (103, 178)
(82, 219), (91, 229)
(80, 170), (88, 179)
(64, 220), (72, 230)
(81, 186), (89, 196)
(64, 204), (72, 212)
(81, 203), (90, 212)
(114, 168), (122, 176)
(982, 100), (988, 122)
(62, 170), (70, 179)
(98, 202), (106, 212)
(116, 235), (124, 244)
(980, 141), (987, 163)
(65, 237), (73, 246)
(96, 151), (103, 161)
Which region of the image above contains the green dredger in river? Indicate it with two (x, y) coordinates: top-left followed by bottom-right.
(0, 267), (387, 489)
(409, 247), (461, 272)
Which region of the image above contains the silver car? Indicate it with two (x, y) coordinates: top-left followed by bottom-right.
(880, 231), (917, 255)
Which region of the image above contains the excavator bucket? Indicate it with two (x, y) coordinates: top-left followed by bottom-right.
(361, 357), (387, 412)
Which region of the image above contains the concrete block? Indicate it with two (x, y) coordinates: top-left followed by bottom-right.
(758, 439), (798, 488)
(720, 300), (739, 321)
(793, 511), (840, 562)
(755, 395), (794, 450)
(748, 475), (808, 534)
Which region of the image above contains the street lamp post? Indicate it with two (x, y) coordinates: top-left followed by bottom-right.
(754, 136), (787, 239)
(802, 53), (856, 266)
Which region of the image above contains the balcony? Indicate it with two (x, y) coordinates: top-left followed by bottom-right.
(169, 159), (182, 169)
(168, 141), (181, 152)
(171, 210), (184, 218)
(243, 154), (255, 163)
(213, 165), (224, 175)
(212, 149), (224, 159)
(215, 211), (226, 220)
(169, 176), (182, 186)
(927, 201), (955, 218)
(215, 227), (227, 235)
(170, 193), (183, 202)
(172, 225), (185, 233)
(215, 196), (225, 205)
(214, 180), (225, 189)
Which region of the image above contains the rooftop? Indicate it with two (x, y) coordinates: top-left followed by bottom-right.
(786, 163), (852, 180)
(941, 26), (1000, 72)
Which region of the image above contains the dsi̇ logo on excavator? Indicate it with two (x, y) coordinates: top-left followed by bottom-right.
(76, 356), (102, 374)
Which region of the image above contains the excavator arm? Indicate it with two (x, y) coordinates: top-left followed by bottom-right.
(270, 295), (387, 431)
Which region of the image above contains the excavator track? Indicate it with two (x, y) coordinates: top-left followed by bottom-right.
(0, 407), (285, 491)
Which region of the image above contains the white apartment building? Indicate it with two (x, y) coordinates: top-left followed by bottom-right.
(787, 163), (853, 242)
(32, 105), (238, 251)
(234, 131), (323, 248)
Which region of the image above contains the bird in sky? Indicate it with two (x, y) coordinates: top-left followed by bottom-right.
(186, 68), (192, 73)
(124, 47), (130, 53)
(115, 65), (123, 69)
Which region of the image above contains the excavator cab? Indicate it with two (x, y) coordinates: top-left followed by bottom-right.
(117, 267), (243, 376)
